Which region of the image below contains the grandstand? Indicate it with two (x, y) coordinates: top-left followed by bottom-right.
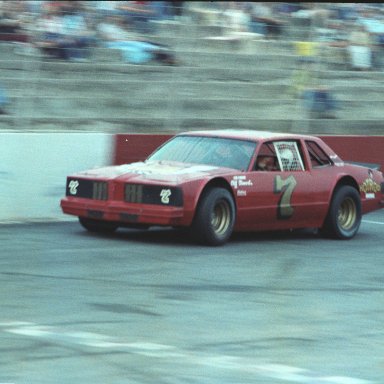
(1, 2), (384, 134)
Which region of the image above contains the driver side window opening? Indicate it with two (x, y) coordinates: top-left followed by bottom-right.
(255, 141), (305, 172)
(255, 142), (279, 171)
(274, 141), (305, 171)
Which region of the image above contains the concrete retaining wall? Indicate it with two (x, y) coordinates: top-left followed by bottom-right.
(0, 132), (112, 222)
(0, 132), (382, 223)
(2, 41), (384, 134)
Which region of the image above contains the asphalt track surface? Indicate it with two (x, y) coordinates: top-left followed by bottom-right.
(1, 210), (383, 384)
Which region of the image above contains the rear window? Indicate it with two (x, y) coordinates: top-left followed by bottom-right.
(305, 141), (333, 168)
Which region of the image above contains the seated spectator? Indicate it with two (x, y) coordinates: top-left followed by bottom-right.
(33, 5), (64, 58)
(95, 1), (122, 18)
(222, 2), (251, 34)
(289, 62), (338, 119)
(356, 7), (384, 70)
(330, 4), (359, 22)
(303, 86), (338, 119)
(289, 60), (317, 98)
(0, 84), (9, 115)
(167, 1), (185, 21)
(348, 24), (372, 70)
(248, 2), (285, 39)
(60, 2), (96, 60)
(0, 1), (29, 42)
(34, 2), (95, 61)
(97, 15), (178, 65)
(117, 1), (158, 34)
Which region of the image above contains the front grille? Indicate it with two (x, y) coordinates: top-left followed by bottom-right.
(124, 184), (183, 206)
(92, 181), (108, 200)
(66, 178), (108, 200)
(125, 184), (143, 203)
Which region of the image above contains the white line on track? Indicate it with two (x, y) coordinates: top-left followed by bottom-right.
(0, 321), (374, 384)
(362, 220), (384, 225)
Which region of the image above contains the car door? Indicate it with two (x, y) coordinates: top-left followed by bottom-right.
(235, 140), (325, 231)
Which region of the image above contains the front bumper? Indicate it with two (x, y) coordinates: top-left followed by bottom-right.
(60, 198), (185, 226)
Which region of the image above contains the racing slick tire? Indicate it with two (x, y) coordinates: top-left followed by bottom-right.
(79, 217), (118, 233)
(321, 185), (361, 239)
(191, 187), (235, 246)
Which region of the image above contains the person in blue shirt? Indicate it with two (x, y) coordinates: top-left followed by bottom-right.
(0, 85), (9, 114)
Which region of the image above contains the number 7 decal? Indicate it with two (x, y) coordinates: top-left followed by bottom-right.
(274, 175), (297, 219)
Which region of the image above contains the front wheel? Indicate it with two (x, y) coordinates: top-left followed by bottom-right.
(79, 217), (118, 233)
(191, 188), (235, 246)
(321, 185), (361, 239)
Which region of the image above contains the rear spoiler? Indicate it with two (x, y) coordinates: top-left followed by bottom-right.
(347, 161), (381, 170)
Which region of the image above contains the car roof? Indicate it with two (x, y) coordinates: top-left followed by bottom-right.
(179, 129), (316, 142)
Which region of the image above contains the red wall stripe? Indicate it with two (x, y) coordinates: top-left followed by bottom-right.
(114, 134), (384, 171)
(114, 134), (172, 165)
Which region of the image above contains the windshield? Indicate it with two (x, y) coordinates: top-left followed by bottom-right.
(148, 135), (257, 171)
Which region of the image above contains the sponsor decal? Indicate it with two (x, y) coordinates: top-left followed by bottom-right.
(359, 178), (380, 194)
(237, 190), (247, 197)
(68, 180), (79, 195)
(230, 175), (253, 189)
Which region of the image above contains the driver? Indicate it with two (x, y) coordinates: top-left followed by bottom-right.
(257, 155), (277, 171)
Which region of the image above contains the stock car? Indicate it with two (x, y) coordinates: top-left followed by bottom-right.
(60, 130), (384, 246)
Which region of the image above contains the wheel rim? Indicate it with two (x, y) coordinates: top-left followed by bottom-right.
(337, 197), (356, 230)
(211, 199), (231, 235)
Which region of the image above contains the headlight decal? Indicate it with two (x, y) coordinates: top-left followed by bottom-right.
(66, 178), (108, 200)
(125, 184), (183, 206)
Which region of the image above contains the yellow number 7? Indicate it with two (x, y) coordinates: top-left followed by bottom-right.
(274, 175), (297, 219)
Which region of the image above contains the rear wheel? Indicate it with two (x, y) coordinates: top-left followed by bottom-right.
(79, 217), (118, 233)
(321, 186), (361, 239)
(191, 188), (235, 246)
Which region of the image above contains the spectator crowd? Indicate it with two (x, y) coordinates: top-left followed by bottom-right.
(2, 2), (384, 119)
(0, 1), (184, 63)
(1, 1), (384, 70)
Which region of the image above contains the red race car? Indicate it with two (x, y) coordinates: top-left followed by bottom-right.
(61, 130), (384, 245)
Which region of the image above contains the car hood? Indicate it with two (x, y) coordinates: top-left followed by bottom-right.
(75, 160), (233, 183)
